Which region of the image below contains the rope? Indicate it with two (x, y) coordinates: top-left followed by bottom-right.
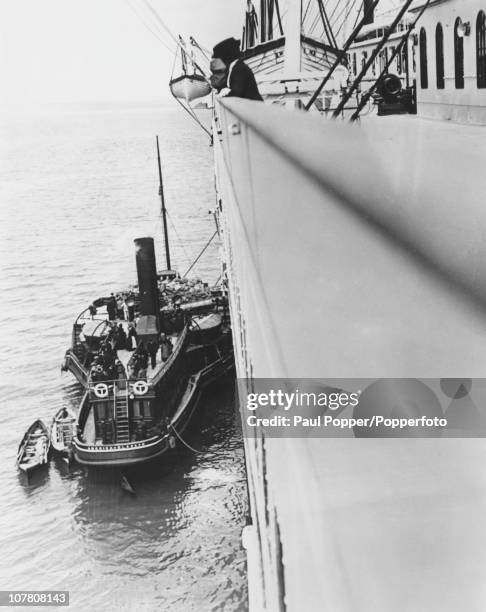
(141, 0), (182, 47)
(138, 0), (208, 78)
(334, 0), (360, 39)
(319, 0), (338, 49)
(170, 45), (179, 79)
(212, 273), (222, 288)
(308, 11), (321, 37)
(190, 37), (211, 61)
(303, 0), (313, 23)
(124, 0), (177, 54)
(170, 93), (212, 140)
(170, 423), (207, 454)
(183, 230), (218, 278)
(165, 209), (193, 267)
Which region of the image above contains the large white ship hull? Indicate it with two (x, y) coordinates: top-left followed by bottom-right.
(214, 96), (486, 611)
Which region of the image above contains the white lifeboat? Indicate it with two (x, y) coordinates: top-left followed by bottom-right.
(169, 74), (211, 103)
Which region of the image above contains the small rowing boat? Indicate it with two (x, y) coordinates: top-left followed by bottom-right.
(50, 408), (76, 457)
(17, 419), (50, 473)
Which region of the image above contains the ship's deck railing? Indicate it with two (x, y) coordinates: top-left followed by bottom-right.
(74, 434), (161, 452)
(150, 324), (189, 386)
(66, 350), (89, 380)
(86, 378), (153, 398)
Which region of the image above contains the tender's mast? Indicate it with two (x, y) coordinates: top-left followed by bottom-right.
(156, 135), (171, 271)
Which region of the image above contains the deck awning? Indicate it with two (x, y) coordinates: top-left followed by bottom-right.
(81, 319), (110, 339)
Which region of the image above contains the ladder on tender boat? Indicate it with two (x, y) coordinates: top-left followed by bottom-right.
(114, 386), (130, 443)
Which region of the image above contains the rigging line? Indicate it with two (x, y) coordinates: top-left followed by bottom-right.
(177, 35), (210, 78)
(170, 45), (179, 79)
(274, 0), (284, 36)
(183, 230), (218, 278)
(303, 0), (313, 24)
(189, 37), (210, 61)
(188, 47), (211, 74)
(317, 0), (332, 44)
(350, 36), (409, 121)
(170, 93), (212, 140)
(141, 0), (181, 46)
(304, 0), (381, 111)
(212, 273), (222, 288)
(306, 8), (319, 37)
(329, 0), (348, 28)
(140, 0), (209, 78)
(165, 210), (193, 266)
(350, 0), (367, 33)
(330, 0), (358, 30)
(319, 0), (338, 48)
(308, 12), (321, 37)
(334, 0), (360, 39)
(126, 0), (166, 42)
(312, 5), (325, 39)
(328, 0), (341, 22)
(332, 0), (414, 117)
(125, 0), (177, 54)
(350, 0), (431, 121)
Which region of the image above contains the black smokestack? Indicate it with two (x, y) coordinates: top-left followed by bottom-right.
(363, 0), (374, 25)
(134, 237), (159, 323)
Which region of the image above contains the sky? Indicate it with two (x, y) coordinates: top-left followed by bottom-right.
(0, 0), (243, 104)
(0, 0), (406, 105)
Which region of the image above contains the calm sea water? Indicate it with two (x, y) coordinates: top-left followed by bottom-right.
(0, 103), (248, 611)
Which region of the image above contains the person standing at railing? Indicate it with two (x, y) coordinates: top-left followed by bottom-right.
(127, 293), (135, 322)
(210, 37), (262, 101)
(172, 303), (185, 332)
(107, 294), (116, 321)
(116, 323), (127, 350)
(127, 324), (137, 351)
(147, 340), (158, 369)
(160, 335), (173, 362)
(138, 345), (149, 370)
(116, 294), (124, 319)
(123, 300), (129, 322)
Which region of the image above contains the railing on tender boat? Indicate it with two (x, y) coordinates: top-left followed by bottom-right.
(150, 324), (189, 386)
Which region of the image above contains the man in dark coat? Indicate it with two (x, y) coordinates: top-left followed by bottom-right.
(211, 37), (262, 101)
(147, 340), (158, 369)
(107, 293), (116, 321)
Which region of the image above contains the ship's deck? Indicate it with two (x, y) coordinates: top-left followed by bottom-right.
(81, 306), (180, 382)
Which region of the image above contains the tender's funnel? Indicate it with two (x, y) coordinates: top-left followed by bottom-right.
(134, 237), (159, 329)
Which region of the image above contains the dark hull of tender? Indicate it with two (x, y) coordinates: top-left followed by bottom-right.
(63, 351), (89, 387)
(73, 352), (233, 467)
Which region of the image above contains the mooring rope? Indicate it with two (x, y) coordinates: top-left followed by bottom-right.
(170, 424), (207, 455)
(183, 230), (218, 277)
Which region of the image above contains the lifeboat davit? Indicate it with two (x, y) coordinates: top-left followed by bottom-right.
(169, 74), (211, 103)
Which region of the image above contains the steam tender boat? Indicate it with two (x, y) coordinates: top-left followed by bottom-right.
(65, 237), (233, 467)
(63, 137), (233, 467)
